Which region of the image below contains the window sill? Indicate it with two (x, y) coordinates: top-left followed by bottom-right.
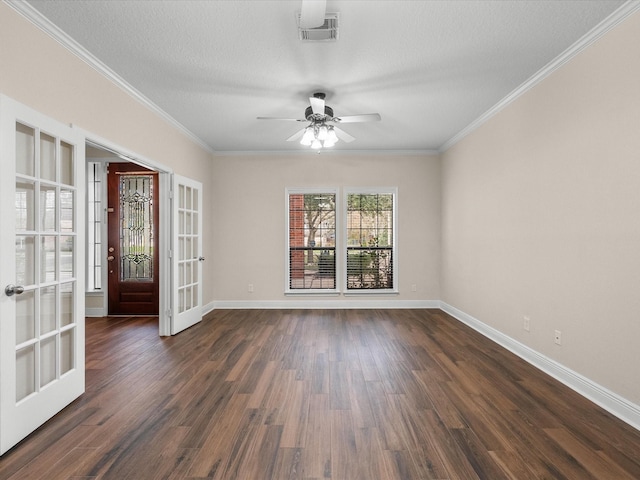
(343, 289), (399, 296)
(285, 290), (341, 296)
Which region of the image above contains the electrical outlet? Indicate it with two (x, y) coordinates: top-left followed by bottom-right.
(554, 330), (562, 345)
(411, 284), (417, 292)
(523, 316), (530, 332)
(248, 284), (254, 293)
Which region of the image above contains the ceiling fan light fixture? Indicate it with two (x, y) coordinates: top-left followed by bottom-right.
(317, 124), (328, 141)
(258, 91), (380, 149)
(327, 127), (338, 144)
(300, 127), (315, 145)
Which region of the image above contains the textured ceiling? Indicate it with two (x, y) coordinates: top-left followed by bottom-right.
(23, 0), (629, 154)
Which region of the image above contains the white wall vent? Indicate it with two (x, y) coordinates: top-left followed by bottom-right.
(297, 13), (339, 42)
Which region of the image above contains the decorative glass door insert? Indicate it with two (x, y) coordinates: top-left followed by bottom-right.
(119, 174), (154, 281)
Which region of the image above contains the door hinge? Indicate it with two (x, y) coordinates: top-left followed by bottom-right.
(166, 309), (172, 318)
(168, 249), (172, 259)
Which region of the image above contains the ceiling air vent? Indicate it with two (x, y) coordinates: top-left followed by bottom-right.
(297, 13), (339, 42)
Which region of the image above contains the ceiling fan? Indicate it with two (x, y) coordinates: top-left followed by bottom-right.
(257, 93), (382, 149)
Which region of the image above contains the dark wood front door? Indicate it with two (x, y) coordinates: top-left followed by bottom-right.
(107, 162), (159, 315)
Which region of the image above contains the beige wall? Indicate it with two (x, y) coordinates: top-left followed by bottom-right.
(211, 153), (441, 304)
(0, 3), (215, 307)
(441, 12), (640, 404)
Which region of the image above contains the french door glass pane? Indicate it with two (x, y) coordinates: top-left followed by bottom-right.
(185, 237), (192, 260)
(40, 185), (57, 231)
(16, 345), (36, 402)
(16, 235), (35, 286)
(41, 236), (57, 283)
(40, 337), (57, 387)
(60, 282), (74, 327)
(15, 123), (35, 177)
(60, 236), (74, 280)
(16, 180), (35, 231)
(185, 261), (192, 285)
(60, 329), (74, 374)
(60, 189), (74, 233)
(40, 286), (57, 335)
(40, 132), (56, 182)
(185, 286), (192, 309)
(16, 290), (36, 345)
(60, 141), (74, 186)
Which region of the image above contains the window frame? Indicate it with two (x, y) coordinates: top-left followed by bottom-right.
(343, 187), (398, 294)
(285, 187), (398, 296)
(86, 161), (107, 292)
(285, 187), (340, 295)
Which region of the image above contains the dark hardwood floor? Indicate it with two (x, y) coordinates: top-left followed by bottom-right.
(1, 309), (639, 479)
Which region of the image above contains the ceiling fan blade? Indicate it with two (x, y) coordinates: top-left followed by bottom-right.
(286, 128), (306, 142)
(299, 0), (327, 29)
(332, 113), (381, 123)
(334, 127), (355, 143)
(309, 96), (325, 116)
(257, 117), (307, 122)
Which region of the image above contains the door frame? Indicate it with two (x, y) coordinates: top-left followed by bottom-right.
(83, 133), (173, 336)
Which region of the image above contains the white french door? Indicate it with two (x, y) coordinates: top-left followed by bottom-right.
(0, 96), (85, 455)
(171, 174), (203, 334)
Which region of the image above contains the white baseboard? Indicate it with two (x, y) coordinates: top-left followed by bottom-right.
(202, 301), (215, 316)
(210, 299), (440, 310)
(439, 302), (640, 432)
(85, 308), (106, 317)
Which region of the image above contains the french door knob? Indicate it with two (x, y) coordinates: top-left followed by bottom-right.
(5, 284), (25, 297)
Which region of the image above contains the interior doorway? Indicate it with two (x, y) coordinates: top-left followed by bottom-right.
(85, 136), (200, 337)
(85, 141), (170, 330)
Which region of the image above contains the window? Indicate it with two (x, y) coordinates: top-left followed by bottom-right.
(286, 188), (397, 294)
(87, 162), (104, 291)
(346, 190), (396, 291)
(287, 190), (337, 292)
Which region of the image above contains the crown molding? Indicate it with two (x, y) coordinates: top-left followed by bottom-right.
(5, 0), (215, 155)
(440, 0), (640, 153)
(212, 148), (440, 157)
